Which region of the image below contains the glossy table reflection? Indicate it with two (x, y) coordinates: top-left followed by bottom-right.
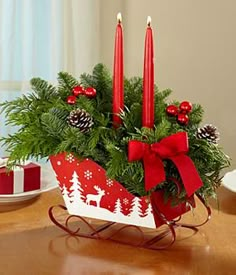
(0, 187), (235, 275)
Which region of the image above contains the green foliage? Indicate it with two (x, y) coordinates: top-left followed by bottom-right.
(57, 72), (79, 99)
(0, 63), (230, 201)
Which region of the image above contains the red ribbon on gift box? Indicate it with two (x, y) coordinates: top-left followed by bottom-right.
(128, 132), (203, 197)
(0, 159), (41, 194)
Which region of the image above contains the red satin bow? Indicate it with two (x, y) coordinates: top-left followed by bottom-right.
(128, 132), (203, 197)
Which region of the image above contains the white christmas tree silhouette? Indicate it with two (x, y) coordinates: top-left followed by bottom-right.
(144, 202), (153, 217)
(114, 198), (123, 215)
(69, 171), (84, 204)
(61, 184), (70, 196)
(61, 184), (71, 205)
(128, 197), (143, 218)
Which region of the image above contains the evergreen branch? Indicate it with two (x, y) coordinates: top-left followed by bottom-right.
(41, 112), (69, 139)
(57, 72), (79, 98)
(30, 78), (57, 100)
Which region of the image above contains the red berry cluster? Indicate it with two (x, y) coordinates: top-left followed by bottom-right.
(67, 86), (97, 105)
(166, 101), (192, 125)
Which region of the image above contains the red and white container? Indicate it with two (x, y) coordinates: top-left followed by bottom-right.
(50, 153), (195, 228)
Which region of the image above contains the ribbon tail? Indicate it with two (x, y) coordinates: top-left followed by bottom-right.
(143, 154), (166, 191)
(170, 155), (203, 197)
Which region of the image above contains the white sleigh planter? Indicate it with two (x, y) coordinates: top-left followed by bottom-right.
(49, 152), (211, 249)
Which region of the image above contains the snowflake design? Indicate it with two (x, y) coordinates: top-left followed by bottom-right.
(66, 153), (75, 163)
(84, 170), (92, 180)
(123, 198), (129, 205)
(106, 179), (113, 187)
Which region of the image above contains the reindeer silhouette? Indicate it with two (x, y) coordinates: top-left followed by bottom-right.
(86, 186), (105, 207)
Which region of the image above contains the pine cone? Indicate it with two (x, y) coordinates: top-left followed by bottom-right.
(67, 109), (93, 132)
(196, 124), (219, 143)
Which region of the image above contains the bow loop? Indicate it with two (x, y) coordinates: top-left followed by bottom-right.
(151, 132), (189, 158)
(128, 140), (149, 161)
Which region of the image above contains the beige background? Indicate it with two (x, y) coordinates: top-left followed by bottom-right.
(99, 0), (236, 169)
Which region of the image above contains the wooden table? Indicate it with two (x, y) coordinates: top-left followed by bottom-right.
(0, 187), (235, 275)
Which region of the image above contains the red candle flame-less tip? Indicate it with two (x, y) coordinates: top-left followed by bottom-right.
(112, 12), (124, 128)
(142, 16), (154, 129)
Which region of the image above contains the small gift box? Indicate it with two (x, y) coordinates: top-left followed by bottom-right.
(0, 158), (41, 195)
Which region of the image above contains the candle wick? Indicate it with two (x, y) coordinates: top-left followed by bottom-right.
(117, 12), (122, 24)
(147, 16), (151, 27)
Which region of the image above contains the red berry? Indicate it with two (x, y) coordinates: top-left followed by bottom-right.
(85, 87), (96, 98)
(72, 86), (85, 96)
(177, 113), (189, 125)
(179, 101), (192, 114)
(66, 95), (77, 105)
(166, 105), (178, 116)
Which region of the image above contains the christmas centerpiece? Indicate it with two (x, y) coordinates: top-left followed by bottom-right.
(0, 14), (230, 248)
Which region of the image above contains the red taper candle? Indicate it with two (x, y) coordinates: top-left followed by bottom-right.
(113, 12), (124, 128)
(142, 16), (154, 128)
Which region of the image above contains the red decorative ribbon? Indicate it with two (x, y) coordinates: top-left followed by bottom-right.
(128, 132), (203, 197)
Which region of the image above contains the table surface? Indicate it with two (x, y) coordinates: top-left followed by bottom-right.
(0, 186), (235, 275)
